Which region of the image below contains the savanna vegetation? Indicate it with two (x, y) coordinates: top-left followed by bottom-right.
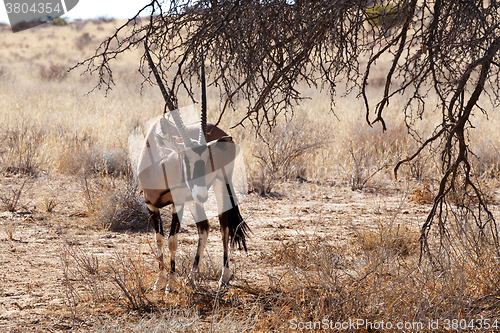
(1, 1), (500, 331)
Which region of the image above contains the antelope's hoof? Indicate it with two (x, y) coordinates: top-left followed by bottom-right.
(153, 283), (163, 293)
(218, 275), (232, 288)
(166, 280), (180, 294)
(186, 270), (198, 287)
(220, 268), (232, 286)
(153, 272), (168, 292)
(218, 279), (229, 289)
(165, 285), (179, 294)
(165, 273), (180, 293)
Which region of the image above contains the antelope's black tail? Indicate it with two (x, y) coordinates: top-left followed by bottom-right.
(227, 202), (250, 251)
(220, 165), (250, 251)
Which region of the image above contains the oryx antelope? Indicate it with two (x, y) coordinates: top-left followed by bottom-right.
(137, 44), (250, 292)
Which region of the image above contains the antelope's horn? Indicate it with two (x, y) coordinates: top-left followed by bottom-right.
(172, 110), (194, 148)
(199, 47), (207, 144)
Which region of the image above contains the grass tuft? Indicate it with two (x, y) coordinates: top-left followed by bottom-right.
(81, 174), (149, 231)
(0, 179), (28, 212)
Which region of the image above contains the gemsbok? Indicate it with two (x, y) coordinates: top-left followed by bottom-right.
(137, 43), (250, 292)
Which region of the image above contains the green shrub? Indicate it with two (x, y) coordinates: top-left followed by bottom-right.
(365, 2), (402, 28)
(50, 17), (68, 26)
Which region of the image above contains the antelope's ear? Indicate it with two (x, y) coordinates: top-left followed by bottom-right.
(216, 136), (233, 143)
(207, 136), (238, 171)
(155, 133), (182, 151)
(208, 136), (233, 151)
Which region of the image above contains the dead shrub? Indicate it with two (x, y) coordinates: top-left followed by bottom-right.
(106, 251), (157, 311)
(406, 150), (435, 182)
(410, 183), (434, 204)
(39, 63), (69, 81)
(61, 243), (156, 318)
(81, 174), (149, 231)
(0, 125), (46, 175)
(74, 32), (93, 50)
(39, 191), (59, 212)
(61, 243), (111, 317)
(0, 179), (28, 212)
(56, 133), (128, 177)
(257, 239), (352, 328)
(246, 116), (330, 195)
(61, 241), (260, 331)
(339, 123), (412, 190)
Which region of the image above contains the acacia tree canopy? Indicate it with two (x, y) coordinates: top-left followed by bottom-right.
(77, 0), (500, 257)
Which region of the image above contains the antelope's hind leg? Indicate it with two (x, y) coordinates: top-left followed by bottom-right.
(212, 178), (233, 285)
(165, 205), (183, 293)
(187, 203), (209, 286)
(219, 212), (231, 285)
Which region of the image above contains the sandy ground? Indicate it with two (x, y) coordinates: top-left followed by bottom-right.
(0, 173), (490, 332)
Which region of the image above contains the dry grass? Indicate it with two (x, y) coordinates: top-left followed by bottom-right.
(61, 239), (260, 331)
(257, 232), (500, 331)
(1, 216), (16, 241)
(39, 192), (58, 212)
(356, 222), (420, 256)
(95, 310), (201, 332)
(61, 242), (155, 319)
(1, 19), (500, 332)
(339, 122), (415, 190)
